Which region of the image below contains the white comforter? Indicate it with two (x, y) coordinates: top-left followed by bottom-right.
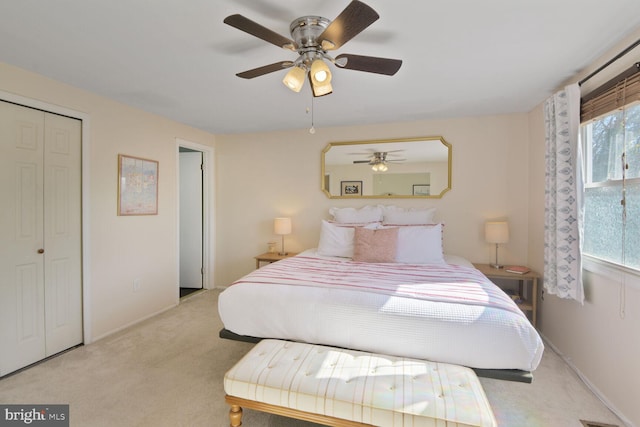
(218, 250), (544, 371)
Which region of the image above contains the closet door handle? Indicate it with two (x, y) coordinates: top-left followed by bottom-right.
(37, 248), (44, 254)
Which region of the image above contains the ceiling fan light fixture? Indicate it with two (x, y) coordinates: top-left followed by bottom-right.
(372, 162), (388, 172)
(310, 58), (331, 84)
(309, 59), (332, 97)
(311, 79), (333, 97)
(282, 66), (306, 92)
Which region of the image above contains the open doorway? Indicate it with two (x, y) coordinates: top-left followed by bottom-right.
(177, 139), (214, 300)
(179, 147), (203, 297)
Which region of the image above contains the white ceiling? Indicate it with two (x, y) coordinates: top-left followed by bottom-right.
(1, 1), (639, 135)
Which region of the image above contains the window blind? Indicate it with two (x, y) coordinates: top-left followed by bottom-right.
(581, 62), (640, 122)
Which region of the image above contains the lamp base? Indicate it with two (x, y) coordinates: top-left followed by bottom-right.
(490, 243), (504, 269)
(278, 234), (287, 257)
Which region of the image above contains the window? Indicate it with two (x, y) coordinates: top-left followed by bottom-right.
(580, 100), (640, 270)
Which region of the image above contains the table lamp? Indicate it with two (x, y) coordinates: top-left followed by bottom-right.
(274, 217), (291, 256)
(485, 221), (509, 268)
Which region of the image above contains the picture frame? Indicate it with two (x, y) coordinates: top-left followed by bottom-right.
(413, 184), (430, 196)
(118, 154), (159, 215)
(340, 181), (362, 196)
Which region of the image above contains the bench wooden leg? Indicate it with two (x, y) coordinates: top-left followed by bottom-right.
(229, 404), (243, 427)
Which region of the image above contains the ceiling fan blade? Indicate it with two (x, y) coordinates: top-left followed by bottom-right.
(335, 54), (402, 75)
(318, 1), (379, 51)
(348, 150), (377, 155)
(236, 61), (294, 79)
(353, 160), (371, 164)
(224, 14), (297, 50)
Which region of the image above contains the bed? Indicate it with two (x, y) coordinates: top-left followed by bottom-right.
(218, 206), (544, 381)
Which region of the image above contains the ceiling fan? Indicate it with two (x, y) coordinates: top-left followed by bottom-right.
(353, 151), (406, 171)
(223, 0), (402, 97)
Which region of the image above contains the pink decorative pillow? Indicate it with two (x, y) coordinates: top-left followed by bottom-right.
(353, 227), (399, 263)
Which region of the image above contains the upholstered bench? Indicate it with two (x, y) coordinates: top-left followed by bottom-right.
(224, 339), (497, 427)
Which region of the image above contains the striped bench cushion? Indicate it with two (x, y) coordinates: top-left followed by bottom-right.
(224, 339), (497, 427)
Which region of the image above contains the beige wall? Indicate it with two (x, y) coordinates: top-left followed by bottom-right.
(0, 62), (216, 341)
(215, 114), (532, 286)
(527, 27), (640, 427)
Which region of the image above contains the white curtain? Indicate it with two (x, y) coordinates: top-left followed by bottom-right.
(544, 83), (584, 303)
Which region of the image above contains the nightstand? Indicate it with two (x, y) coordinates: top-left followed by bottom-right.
(473, 263), (539, 327)
(254, 252), (298, 269)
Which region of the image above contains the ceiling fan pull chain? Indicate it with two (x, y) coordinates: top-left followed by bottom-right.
(309, 96), (316, 134)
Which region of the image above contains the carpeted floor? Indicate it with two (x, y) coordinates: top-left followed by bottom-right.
(0, 289), (625, 427)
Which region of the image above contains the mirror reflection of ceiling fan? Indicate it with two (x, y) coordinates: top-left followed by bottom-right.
(223, 0), (402, 97)
(352, 151), (406, 171)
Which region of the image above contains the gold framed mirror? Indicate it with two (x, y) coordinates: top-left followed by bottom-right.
(321, 136), (452, 199)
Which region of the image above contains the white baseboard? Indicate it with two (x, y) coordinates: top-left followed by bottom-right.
(90, 303), (178, 342)
(540, 332), (635, 427)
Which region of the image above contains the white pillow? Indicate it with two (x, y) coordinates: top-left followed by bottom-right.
(395, 224), (445, 264)
(382, 206), (436, 225)
(329, 205), (383, 224)
(317, 220), (356, 258)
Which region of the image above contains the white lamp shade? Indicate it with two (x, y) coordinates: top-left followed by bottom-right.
(311, 81), (333, 97)
(274, 217), (292, 235)
(282, 66), (305, 92)
(310, 59), (331, 84)
(485, 221), (509, 244)
(310, 59), (333, 97)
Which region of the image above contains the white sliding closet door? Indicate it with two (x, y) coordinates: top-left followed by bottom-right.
(0, 101), (82, 376)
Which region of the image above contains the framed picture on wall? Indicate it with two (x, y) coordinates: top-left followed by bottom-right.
(340, 181), (362, 196)
(413, 184), (430, 196)
(118, 154), (159, 215)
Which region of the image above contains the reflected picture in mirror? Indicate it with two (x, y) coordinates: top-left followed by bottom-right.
(321, 136), (452, 199)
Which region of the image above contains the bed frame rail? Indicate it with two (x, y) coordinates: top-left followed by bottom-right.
(218, 328), (533, 384)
